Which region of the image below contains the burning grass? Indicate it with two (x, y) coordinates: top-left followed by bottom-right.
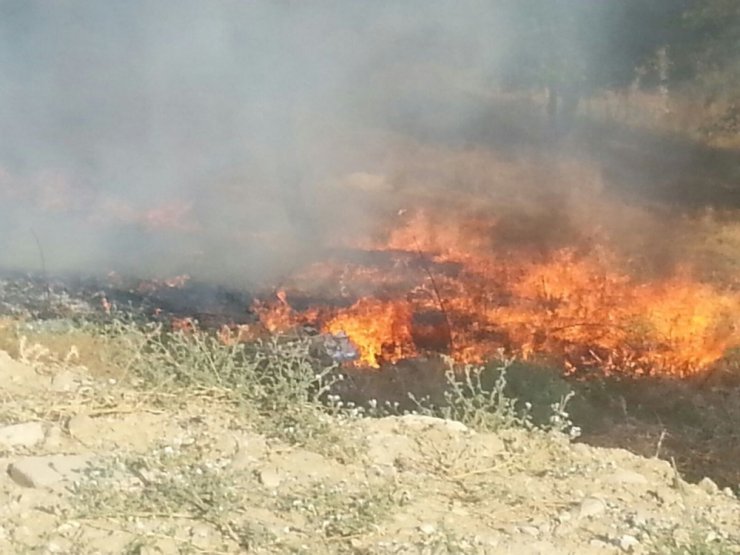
(252, 207), (740, 377)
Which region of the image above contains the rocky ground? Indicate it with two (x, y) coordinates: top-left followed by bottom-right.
(0, 330), (739, 555)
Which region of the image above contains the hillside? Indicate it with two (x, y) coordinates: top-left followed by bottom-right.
(0, 333), (738, 554)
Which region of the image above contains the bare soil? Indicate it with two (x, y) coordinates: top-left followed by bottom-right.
(0, 344), (738, 554)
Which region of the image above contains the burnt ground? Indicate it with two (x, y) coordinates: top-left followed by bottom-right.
(1, 271), (739, 493)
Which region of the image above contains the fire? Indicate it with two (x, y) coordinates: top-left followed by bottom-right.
(630, 277), (738, 371)
(253, 290), (322, 334)
(253, 208), (740, 376)
(325, 298), (416, 367)
(137, 274), (191, 294)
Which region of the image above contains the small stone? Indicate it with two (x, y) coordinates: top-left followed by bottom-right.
(672, 528), (691, 546)
(213, 434), (238, 455)
(258, 468), (282, 489)
(7, 455), (91, 488)
(366, 464), (397, 479)
(572, 443), (592, 456)
(481, 434), (506, 453)
(49, 370), (80, 392)
(619, 534), (640, 552)
(628, 511), (649, 528)
(722, 487), (735, 498)
(419, 523), (436, 535)
(475, 533), (501, 547)
(577, 497), (606, 519)
(450, 505), (469, 517)
(190, 524), (211, 539)
(188, 524), (213, 549)
(66, 414), (95, 441)
(229, 447), (252, 470)
(557, 510), (572, 523)
(366, 432), (412, 467)
(8, 458), (62, 488)
(228, 434), (267, 470)
(606, 468), (649, 485)
(397, 414), (469, 434)
(697, 477), (719, 495)
(519, 525), (539, 537)
(45, 540), (67, 553)
(0, 422), (45, 449)
(43, 426), (64, 449)
(651, 485), (681, 506)
(553, 521), (575, 537)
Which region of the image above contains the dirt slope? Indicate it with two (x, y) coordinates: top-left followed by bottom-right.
(0, 350), (738, 554)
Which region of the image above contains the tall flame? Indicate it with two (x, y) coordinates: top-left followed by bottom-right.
(254, 209), (740, 376)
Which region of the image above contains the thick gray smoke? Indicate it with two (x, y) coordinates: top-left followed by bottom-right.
(4, 1), (694, 287)
(0, 1), (513, 285)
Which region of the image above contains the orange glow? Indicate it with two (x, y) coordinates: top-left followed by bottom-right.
(252, 209), (740, 375)
(164, 275), (191, 288)
(172, 317), (197, 334)
(325, 298), (416, 367)
(253, 295), (321, 335)
(137, 274), (191, 294)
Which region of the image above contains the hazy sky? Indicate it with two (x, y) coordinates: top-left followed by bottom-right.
(0, 1), (551, 282)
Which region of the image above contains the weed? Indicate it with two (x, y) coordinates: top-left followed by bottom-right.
(277, 480), (404, 540)
(92, 320), (579, 459)
(650, 532), (738, 555)
(408, 359), (530, 433)
(70, 442), (268, 551)
(409, 526), (484, 555)
(95, 321), (362, 458)
(407, 357), (577, 437)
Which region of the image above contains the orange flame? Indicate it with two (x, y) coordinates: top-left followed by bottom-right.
(253, 209), (740, 375)
(325, 298), (416, 367)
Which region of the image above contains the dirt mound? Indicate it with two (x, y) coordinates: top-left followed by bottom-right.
(0, 350), (738, 554)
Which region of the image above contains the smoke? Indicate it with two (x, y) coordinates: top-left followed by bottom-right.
(0, 1), (507, 283)
(0, 1), (722, 286)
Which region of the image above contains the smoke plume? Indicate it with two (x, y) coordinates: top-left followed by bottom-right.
(0, 1), (726, 286)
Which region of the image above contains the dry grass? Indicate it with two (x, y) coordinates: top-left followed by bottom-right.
(0, 317), (131, 380)
(71, 445), (266, 552)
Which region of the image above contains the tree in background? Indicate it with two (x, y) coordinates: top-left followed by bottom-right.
(669, 0), (740, 135)
(493, 0), (740, 130)
(672, 0), (740, 86)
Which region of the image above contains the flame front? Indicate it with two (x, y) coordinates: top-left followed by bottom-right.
(325, 298), (416, 367)
(254, 209), (740, 376)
